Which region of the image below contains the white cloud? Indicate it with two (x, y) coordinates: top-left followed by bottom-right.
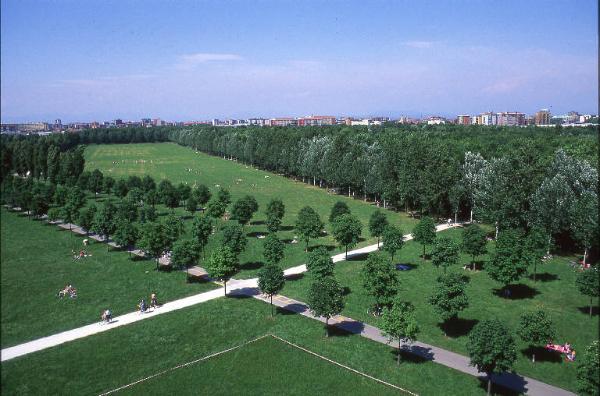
(176, 53), (243, 70)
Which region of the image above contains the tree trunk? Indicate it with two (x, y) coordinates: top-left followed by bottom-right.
(224, 281), (227, 296)
(546, 235), (551, 256)
(325, 318), (329, 337)
(454, 211), (458, 224)
(495, 223), (499, 239)
(472, 255), (476, 271)
(583, 247), (588, 266)
(345, 245), (348, 259)
(155, 258), (159, 271)
(487, 377), (492, 396)
(305, 239), (309, 252)
(348, 186), (351, 197)
(532, 352), (535, 363)
(383, 199), (386, 209)
(590, 298), (593, 317)
(470, 208), (473, 223)
(422, 245), (426, 260)
(533, 262), (537, 282)
(377, 237), (380, 248)
(270, 295), (274, 317)
(397, 340), (401, 365)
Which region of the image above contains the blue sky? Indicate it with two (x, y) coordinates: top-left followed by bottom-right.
(1, 0), (598, 122)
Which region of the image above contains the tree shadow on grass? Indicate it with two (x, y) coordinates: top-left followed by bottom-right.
(387, 346), (434, 364)
(240, 261), (264, 270)
(186, 275), (211, 284)
(520, 346), (563, 363)
(284, 273), (305, 281)
(438, 318), (479, 338)
(342, 286), (352, 296)
(280, 225), (294, 232)
(529, 272), (559, 282)
(246, 231), (266, 238)
(577, 306), (599, 316)
(250, 220), (265, 226)
(276, 303), (309, 315)
(307, 244), (336, 252)
(493, 284), (539, 300)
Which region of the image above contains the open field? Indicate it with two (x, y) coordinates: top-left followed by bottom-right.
(281, 227), (597, 392)
(85, 142), (419, 278)
(1, 297), (499, 396)
(0, 209), (216, 348)
(114, 335), (403, 396)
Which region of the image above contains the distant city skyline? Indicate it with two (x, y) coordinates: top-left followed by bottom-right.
(1, 0), (598, 123)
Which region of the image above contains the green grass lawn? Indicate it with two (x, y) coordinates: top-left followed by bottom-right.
(1, 297), (502, 396)
(0, 208), (216, 348)
(281, 227), (598, 392)
(85, 142), (418, 278)
(115, 336), (402, 396)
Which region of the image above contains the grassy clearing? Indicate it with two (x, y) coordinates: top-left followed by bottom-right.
(1, 297), (498, 396)
(281, 227), (597, 392)
(114, 336), (402, 396)
(85, 143), (419, 278)
(0, 208), (216, 348)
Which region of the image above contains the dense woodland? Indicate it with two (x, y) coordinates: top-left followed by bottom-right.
(0, 124), (598, 259)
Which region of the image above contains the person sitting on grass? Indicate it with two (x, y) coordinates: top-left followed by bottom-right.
(150, 293), (158, 309)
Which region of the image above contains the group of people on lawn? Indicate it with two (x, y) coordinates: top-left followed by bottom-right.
(546, 341), (577, 361)
(58, 284), (77, 299)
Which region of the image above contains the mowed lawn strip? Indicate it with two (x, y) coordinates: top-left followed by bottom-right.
(85, 143), (418, 278)
(281, 227), (597, 392)
(1, 297), (493, 396)
(0, 209), (216, 348)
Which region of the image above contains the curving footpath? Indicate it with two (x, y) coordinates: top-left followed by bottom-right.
(1, 220), (574, 395)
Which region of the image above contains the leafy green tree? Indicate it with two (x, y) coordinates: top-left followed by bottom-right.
(163, 214), (184, 251)
(162, 183), (180, 211)
(102, 176), (115, 195)
(369, 210), (388, 247)
(431, 236), (460, 273)
(144, 189), (159, 208)
(295, 206), (324, 251)
(331, 213), (362, 258)
(221, 221), (247, 256)
(141, 175), (156, 193)
(191, 215), (213, 259)
(192, 184), (211, 206)
(47, 207), (61, 223)
(139, 204), (158, 223)
(517, 310), (556, 363)
(78, 204), (97, 235)
(53, 185), (68, 206)
(113, 179), (129, 198)
(185, 196), (198, 216)
(205, 246), (238, 295)
(126, 187), (144, 205)
(138, 222), (168, 270)
(92, 200), (117, 249)
(329, 201), (351, 223)
(116, 198), (138, 223)
(67, 186), (86, 211)
(523, 226), (550, 282)
(127, 175), (143, 191)
(307, 275), (345, 337)
(88, 169), (104, 199)
(571, 191), (599, 267)
(263, 233), (285, 265)
(231, 195), (259, 226)
(46, 145), (60, 183)
(265, 198), (285, 233)
(461, 151), (489, 223)
(577, 340), (599, 396)
(206, 199), (227, 223)
(176, 183), (192, 205)
(30, 193), (49, 218)
(576, 268), (599, 317)
(380, 299), (419, 365)
(413, 216), (437, 260)
(77, 171), (91, 192)
(487, 229), (528, 294)
(258, 264), (285, 316)
(306, 246), (334, 277)
(382, 225), (404, 262)
(112, 220), (139, 258)
(428, 273), (469, 335)
(467, 319), (517, 396)
(362, 252), (398, 315)
(216, 187), (231, 206)
(462, 224), (487, 270)
(171, 239), (200, 277)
